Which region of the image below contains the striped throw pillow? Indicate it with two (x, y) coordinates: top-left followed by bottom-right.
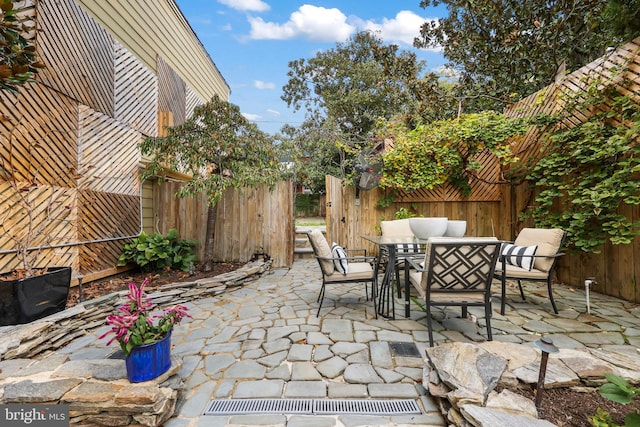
(501, 243), (538, 271)
(331, 243), (349, 274)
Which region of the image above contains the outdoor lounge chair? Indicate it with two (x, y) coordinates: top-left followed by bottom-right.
(405, 237), (501, 346)
(307, 229), (378, 317)
(495, 228), (567, 315)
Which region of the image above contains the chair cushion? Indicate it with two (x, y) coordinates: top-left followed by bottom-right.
(308, 229), (334, 275)
(324, 262), (374, 282)
(331, 242), (349, 274)
(514, 228), (564, 273)
(380, 219), (413, 237)
(496, 263), (549, 280)
(501, 243), (537, 271)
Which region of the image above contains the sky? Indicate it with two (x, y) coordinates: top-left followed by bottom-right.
(174, 0), (448, 135)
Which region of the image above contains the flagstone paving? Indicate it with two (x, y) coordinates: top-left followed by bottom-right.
(1, 258), (639, 426)
(159, 259), (638, 426)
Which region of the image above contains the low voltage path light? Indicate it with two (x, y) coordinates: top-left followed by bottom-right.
(534, 337), (559, 417)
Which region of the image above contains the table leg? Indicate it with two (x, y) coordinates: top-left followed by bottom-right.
(404, 263), (411, 318)
(375, 245), (396, 319)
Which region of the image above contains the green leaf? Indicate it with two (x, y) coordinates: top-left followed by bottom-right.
(625, 413), (640, 427)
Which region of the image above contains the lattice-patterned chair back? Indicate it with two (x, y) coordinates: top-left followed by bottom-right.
(407, 237), (501, 346)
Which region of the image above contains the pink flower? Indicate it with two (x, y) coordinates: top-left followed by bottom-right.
(100, 279), (189, 355)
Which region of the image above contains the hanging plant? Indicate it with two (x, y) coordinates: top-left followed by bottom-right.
(0, 0), (44, 93)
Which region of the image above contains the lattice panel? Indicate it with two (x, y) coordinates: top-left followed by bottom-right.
(78, 190), (140, 241)
(389, 149), (502, 202)
(0, 247), (78, 275)
(505, 37), (640, 166)
(79, 239), (128, 275)
(186, 84), (203, 120)
(0, 181), (79, 253)
(0, 84), (78, 188)
(114, 41), (158, 136)
(37, 0), (115, 116)
(14, 0), (37, 41)
(157, 56), (186, 125)
(78, 105), (141, 196)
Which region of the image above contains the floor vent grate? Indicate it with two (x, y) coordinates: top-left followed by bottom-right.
(203, 399), (421, 415)
(389, 341), (423, 358)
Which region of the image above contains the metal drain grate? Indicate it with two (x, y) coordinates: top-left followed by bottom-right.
(205, 399), (313, 415)
(389, 341), (423, 358)
(203, 399), (421, 415)
(313, 399), (421, 415)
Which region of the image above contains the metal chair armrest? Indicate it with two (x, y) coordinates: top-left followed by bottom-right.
(405, 256), (426, 272)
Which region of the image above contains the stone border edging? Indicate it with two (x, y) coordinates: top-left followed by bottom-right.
(0, 259), (272, 361)
(424, 341), (640, 426)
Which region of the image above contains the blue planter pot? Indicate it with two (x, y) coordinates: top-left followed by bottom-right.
(125, 331), (172, 382)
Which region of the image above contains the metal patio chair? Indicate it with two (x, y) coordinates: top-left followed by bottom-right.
(307, 229), (378, 317)
(494, 228), (567, 315)
(405, 237), (501, 346)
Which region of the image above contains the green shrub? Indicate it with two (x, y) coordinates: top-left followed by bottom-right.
(117, 229), (197, 272)
(589, 373), (640, 427)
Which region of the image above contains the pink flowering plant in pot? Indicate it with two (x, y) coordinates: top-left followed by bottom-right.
(100, 279), (190, 355)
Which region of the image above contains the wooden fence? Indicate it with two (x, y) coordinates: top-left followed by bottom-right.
(502, 37), (640, 303)
(327, 36), (640, 303)
(325, 176), (507, 257)
(153, 180), (294, 269)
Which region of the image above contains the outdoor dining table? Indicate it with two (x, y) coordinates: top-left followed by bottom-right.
(361, 235), (425, 319)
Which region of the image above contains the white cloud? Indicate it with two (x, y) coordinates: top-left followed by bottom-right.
(218, 0), (269, 12)
(242, 112), (262, 121)
(266, 109), (280, 116)
(249, 5), (355, 42)
(254, 80), (275, 89)
(361, 11), (435, 48)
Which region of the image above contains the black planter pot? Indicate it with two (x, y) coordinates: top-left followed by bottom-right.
(0, 267), (72, 326)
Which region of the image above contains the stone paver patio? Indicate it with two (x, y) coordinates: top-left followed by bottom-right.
(1, 258), (639, 426)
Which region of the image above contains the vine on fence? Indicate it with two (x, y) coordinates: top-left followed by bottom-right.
(522, 70), (640, 253)
(377, 111), (528, 196)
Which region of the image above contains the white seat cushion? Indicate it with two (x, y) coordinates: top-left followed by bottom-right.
(324, 262), (373, 282)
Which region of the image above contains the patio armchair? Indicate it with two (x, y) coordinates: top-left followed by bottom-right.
(495, 228), (567, 315)
(405, 237), (501, 346)
(379, 219), (423, 297)
(307, 229), (378, 317)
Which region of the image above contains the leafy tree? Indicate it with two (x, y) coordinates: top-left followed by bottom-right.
(0, 0), (44, 93)
(601, 0), (640, 43)
(279, 119), (343, 195)
(414, 0), (639, 112)
(281, 31), (458, 191)
(140, 95), (283, 270)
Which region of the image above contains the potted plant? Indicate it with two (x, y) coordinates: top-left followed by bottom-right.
(99, 278), (190, 382)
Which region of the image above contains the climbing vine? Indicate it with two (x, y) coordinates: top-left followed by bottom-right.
(0, 0), (43, 93)
(522, 75), (640, 253)
(377, 111), (528, 196)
